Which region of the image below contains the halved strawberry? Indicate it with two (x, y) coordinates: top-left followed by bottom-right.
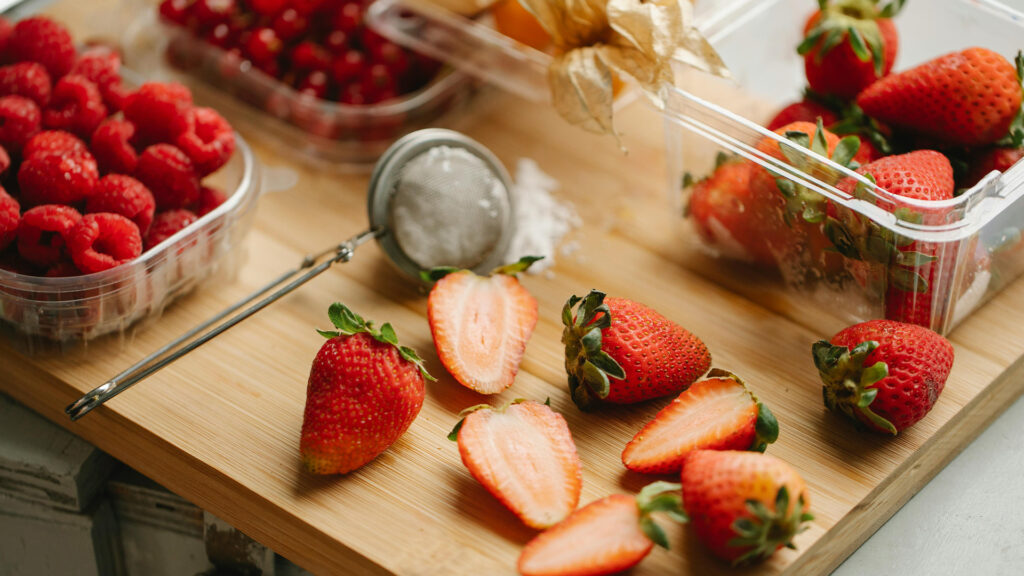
(518, 482), (687, 576)
(451, 399), (582, 529)
(426, 256), (541, 394)
(622, 370), (779, 474)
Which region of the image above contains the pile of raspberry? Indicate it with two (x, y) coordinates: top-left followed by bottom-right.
(0, 16), (237, 278)
(158, 0), (442, 105)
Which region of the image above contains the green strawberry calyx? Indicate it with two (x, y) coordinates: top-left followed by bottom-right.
(560, 290), (627, 411)
(773, 118), (861, 227)
(317, 302), (436, 382)
(728, 485), (815, 567)
(419, 255), (544, 284)
(445, 398), (551, 441)
(707, 368), (780, 452)
(798, 0), (904, 76)
(812, 339), (897, 434)
(635, 482), (689, 549)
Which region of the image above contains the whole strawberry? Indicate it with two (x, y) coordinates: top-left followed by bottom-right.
(681, 450), (812, 566)
(812, 319), (954, 434)
(561, 290), (710, 409)
(766, 98), (839, 132)
(300, 303), (433, 474)
(831, 150), (955, 327)
(798, 0), (903, 100)
(686, 153), (775, 266)
(858, 48), (1023, 147)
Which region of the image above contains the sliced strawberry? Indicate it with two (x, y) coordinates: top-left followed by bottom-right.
(426, 256), (540, 394)
(452, 400), (581, 529)
(622, 370), (778, 474)
(518, 482), (686, 576)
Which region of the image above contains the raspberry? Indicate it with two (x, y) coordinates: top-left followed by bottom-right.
(18, 150), (99, 206)
(0, 62), (52, 107)
(17, 204), (82, 267)
(123, 82), (194, 146)
(196, 185), (228, 216)
(91, 119), (138, 175)
(0, 187), (18, 250)
(23, 130), (89, 161)
(0, 95), (40, 152)
(145, 209), (198, 250)
(9, 17), (76, 79)
(135, 144), (201, 210)
(87, 175), (156, 235)
(45, 260), (80, 277)
(43, 74), (108, 140)
(0, 144), (9, 175)
(70, 47), (125, 112)
(176, 107), (235, 175)
(67, 212), (143, 274)
(0, 17), (12, 57)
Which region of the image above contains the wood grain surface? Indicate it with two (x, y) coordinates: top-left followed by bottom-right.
(2, 2), (1024, 574)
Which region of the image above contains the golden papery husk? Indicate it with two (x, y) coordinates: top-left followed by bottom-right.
(519, 0), (729, 141)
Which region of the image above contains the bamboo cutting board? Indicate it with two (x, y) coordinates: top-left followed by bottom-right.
(4, 3), (1024, 574)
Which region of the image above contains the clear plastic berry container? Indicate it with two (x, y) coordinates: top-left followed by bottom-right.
(662, 0), (1024, 335)
(0, 134), (260, 353)
(120, 8), (475, 170)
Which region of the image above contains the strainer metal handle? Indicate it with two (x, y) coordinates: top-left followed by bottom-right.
(65, 228), (381, 421)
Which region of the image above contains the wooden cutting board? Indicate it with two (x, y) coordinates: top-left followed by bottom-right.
(4, 3), (1024, 574)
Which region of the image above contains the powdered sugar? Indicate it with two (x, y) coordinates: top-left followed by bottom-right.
(504, 158), (581, 274)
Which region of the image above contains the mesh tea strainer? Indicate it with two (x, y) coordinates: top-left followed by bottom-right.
(67, 129), (514, 420)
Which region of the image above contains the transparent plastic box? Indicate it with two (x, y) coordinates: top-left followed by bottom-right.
(662, 0), (1024, 335)
(0, 136), (260, 352)
(120, 9), (476, 170)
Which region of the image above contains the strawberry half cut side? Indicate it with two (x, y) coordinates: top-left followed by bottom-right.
(425, 256), (541, 394)
(517, 482), (687, 576)
(450, 399), (582, 529)
(622, 369), (779, 474)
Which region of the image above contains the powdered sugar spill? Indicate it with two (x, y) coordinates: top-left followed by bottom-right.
(504, 158), (581, 274)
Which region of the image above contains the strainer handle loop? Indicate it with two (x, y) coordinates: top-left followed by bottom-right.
(65, 228), (382, 421)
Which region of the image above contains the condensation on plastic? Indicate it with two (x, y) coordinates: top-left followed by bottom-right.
(120, 10), (477, 170)
(0, 136), (261, 353)
(664, 0), (1024, 335)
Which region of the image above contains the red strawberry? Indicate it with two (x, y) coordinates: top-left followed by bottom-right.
(766, 99), (839, 132)
(963, 146), (1024, 189)
(561, 290), (711, 409)
(300, 303), (433, 474)
(425, 256), (540, 394)
(681, 450), (812, 566)
(830, 151), (955, 327)
(685, 154), (774, 266)
(798, 1), (901, 100)
(857, 48), (1023, 147)
(451, 399), (581, 529)
(622, 370), (778, 475)
(747, 120), (861, 277)
(517, 482), (686, 576)
(813, 319), (954, 434)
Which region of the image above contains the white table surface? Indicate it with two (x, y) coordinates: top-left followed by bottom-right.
(834, 390), (1024, 575)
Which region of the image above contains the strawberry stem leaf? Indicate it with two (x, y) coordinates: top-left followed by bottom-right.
(812, 339), (897, 434)
(419, 267), (461, 283)
(492, 255), (544, 276)
(728, 486), (814, 566)
(636, 481), (687, 548)
(753, 402), (780, 452)
(561, 290), (627, 410)
(322, 303), (435, 382)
